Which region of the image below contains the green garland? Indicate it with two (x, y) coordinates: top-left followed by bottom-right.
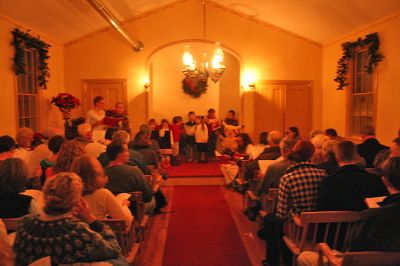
(182, 77), (208, 98)
(11, 28), (51, 89)
(334, 32), (384, 90)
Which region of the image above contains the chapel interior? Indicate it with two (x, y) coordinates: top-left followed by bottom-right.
(1, 0), (400, 265)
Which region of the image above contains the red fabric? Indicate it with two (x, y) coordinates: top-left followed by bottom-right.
(171, 124), (181, 142)
(163, 186), (251, 266)
(168, 162), (223, 177)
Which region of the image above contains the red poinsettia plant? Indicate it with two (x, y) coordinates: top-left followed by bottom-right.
(51, 93), (81, 109)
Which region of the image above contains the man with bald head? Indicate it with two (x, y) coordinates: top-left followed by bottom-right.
(244, 130), (284, 181)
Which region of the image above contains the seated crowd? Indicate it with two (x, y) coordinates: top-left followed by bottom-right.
(219, 124), (400, 266)
(0, 121), (171, 265)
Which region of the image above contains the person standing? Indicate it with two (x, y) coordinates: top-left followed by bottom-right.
(105, 102), (130, 133)
(86, 96), (106, 130)
(159, 119), (174, 168)
(184, 111), (196, 162)
(194, 116), (209, 163)
(224, 110), (239, 126)
(171, 116), (184, 166)
(205, 108), (220, 161)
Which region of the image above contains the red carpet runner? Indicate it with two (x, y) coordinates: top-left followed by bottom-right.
(167, 162), (223, 177)
(162, 186), (251, 265)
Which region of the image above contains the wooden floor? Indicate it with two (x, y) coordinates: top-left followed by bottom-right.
(136, 184), (265, 266)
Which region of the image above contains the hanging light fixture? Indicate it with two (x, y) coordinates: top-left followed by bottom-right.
(182, 1), (226, 83)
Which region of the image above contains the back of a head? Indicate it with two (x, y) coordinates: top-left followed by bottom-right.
(325, 128), (338, 137)
(16, 127), (34, 145)
(322, 140), (339, 160)
(112, 130), (130, 144)
(106, 140), (125, 161)
(54, 142), (84, 173)
(43, 127), (64, 140)
(309, 130), (324, 139)
(259, 131), (269, 145)
(311, 134), (330, 149)
(279, 137), (297, 154)
(43, 172), (83, 215)
(71, 155), (105, 195)
(240, 133), (253, 146)
(289, 126), (300, 138)
(361, 125), (376, 137)
(287, 140), (315, 163)
(48, 135), (66, 154)
(0, 135), (15, 153)
(0, 158), (28, 195)
(139, 124), (151, 135)
(383, 157), (400, 191)
(336, 141), (356, 163)
(268, 130), (283, 145)
(77, 123), (92, 138)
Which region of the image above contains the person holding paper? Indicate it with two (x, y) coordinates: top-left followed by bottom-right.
(86, 96), (106, 130)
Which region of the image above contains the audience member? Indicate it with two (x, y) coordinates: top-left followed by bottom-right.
(130, 131), (159, 168)
(259, 137), (297, 196)
(46, 142), (84, 179)
(248, 131), (268, 160)
(316, 140), (339, 175)
(13, 172), (124, 265)
(262, 140), (326, 266)
(38, 135), (66, 185)
(104, 141), (155, 213)
(357, 125), (389, 168)
(0, 135), (15, 161)
(224, 110), (239, 126)
(0, 158), (39, 218)
(72, 123), (94, 150)
(86, 96), (106, 130)
(71, 155), (133, 228)
(311, 134), (330, 165)
(324, 128), (343, 141)
(317, 141), (388, 211)
(244, 131), (283, 181)
(236, 133), (253, 155)
(390, 137), (400, 157)
(28, 127), (63, 178)
(345, 156), (400, 252)
(285, 126), (301, 141)
(13, 127), (34, 163)
(308, 130), (324, 139)
(98, 130), (150, 175)
(194, 115), (209, 163)
(138, 124), (161, 157)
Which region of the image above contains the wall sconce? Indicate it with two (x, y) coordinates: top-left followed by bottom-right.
(143, 75), (150, 89)
(242, 70), (257, 91)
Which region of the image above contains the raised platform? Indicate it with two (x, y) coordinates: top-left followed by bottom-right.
(162, 161), (225, 186)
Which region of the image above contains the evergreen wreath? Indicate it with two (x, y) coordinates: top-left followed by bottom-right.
(182, 77), (208, 98)
(334, 32), (384, 90)
(11, 28), (51, 89)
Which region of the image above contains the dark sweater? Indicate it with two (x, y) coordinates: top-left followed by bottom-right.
(357, 138), (389, 168)
(13, 215), (121, 265)
(317, 164), (388, 211)
(346, 193), (400, 252)
(0, 194), (32, 218)
(105, 164), (153, 202)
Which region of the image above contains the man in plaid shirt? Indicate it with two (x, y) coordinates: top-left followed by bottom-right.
(262, 140), (327, 266)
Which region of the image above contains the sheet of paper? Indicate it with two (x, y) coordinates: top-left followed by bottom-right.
(258, 160), (276, 175)
(365, 196), (386, 208)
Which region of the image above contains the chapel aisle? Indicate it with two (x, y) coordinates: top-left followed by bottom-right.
(162, 186), (252, 266)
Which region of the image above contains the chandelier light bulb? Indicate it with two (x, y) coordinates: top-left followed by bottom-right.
(183, 45), (194, 67)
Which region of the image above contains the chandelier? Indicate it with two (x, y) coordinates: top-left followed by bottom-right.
(181, 1), (226, 83)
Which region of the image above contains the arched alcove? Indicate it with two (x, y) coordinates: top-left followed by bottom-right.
(147, 41), (241, 120)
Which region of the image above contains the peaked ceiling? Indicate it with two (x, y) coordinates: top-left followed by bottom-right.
(1, 0), (400, 44)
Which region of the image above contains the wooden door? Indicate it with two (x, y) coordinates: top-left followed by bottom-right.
(285, 82), (312, 138)
(254, 82), (285, 139)
(253, 80), (312, 140)
(82, 79), (127, 115)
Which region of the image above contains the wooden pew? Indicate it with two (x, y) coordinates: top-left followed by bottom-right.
(283, 211), (362, 265)
(318, 243), (400, 266)
(101, 218), (140, 264)
(258, 188), (279, 220)
(2, 217), (21, 232)
(129, 191), (149, 242)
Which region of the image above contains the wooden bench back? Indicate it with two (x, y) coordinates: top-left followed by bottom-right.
(2, 217), (22, 232)
(284, 211), (362, 256)
(100, 218), (136, 257)
(261, 188), (279, 213)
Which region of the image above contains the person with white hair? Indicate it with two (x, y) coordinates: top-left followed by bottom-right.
(72, 123), (106, 158)
(311, 133), (330, 165)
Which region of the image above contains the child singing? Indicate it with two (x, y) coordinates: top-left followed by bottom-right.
(159, 119), (174, 168)
(194, 115), (209, 163)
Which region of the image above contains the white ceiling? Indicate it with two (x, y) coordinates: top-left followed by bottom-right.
(0, 0), (400, 44)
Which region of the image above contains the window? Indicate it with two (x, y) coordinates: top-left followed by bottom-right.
(17, 49), (39, 131)
(349, 49), (375, 136)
